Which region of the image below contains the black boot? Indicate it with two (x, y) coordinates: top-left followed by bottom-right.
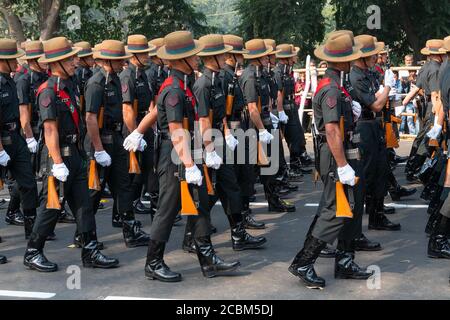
(300, 152), (313, 166)
(194, 236), (240, 278)
(73, 232), (104, 250)
(319, 245), (336, 258)
(173, 213), (182, 225)
(24, 233), (58, 272)
(334, 240), (374, 280)
(291, 157), (312, 174)
(425, 212), (441, 236)
(0, 254), (6, 264)
(81, 232), (119, 268)
(428, 234), (450, 259)
(369, 199), (401, 231)
(57, 205), (76, 224)
(376, 198), (396, 215)
(268, 194), (296, 213)
(389, 186), (417, 201)
(242, 209), (266, 229)
(145, 239), (182, 282)
(288, 236), (327, 289)
(122, 219), (151, 248)
(133, 199), (152, 215)
(182, 231), (196, 253)
(5, 208), (24, 226)
(353, 234), (382, 251)
(231, 222), (266, 251)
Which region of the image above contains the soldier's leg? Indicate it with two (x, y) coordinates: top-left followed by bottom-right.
(5, 182), (23, 226)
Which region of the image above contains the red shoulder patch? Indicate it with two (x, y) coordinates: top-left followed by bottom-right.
(326, 96), (337, 109)
(167, 93), (179, 107)
(41, 95), (52, 108)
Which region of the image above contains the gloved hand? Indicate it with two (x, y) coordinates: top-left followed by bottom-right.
(94, 150), (112, 167)
(52, 163), (69, 182)
(259, 129), (274, 144)
(337, 164), (356, 186)
(0, 150), (10, 167)
(278, 111), (289, 124)
(123, 130), (144, 152)
(137, 138), (147, 152)
(185, 165), (203, 186)
(427, 124), (442, 140)
(205, 150), (223, 170)
(384, 69), (396, 89)
(351, 101), (362, 121)
(26, 137), (38, 154)
(270, 113), (279, 129)
(225, 134), (239, 152)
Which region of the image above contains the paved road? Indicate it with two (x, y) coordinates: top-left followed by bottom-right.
(0, 140), (449, 300)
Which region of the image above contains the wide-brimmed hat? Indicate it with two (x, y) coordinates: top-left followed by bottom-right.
(223, 35), (248, 54)
(75, 41), (93, 58)
(276, 44), (297, 58)
(443, 36), (450, 52)
(0, 39), (25, 59)
(329, 30), (355, 44)
(38, 37), (80, 63)
(264, 39), (282, 56)
(197, 34), (233, 57)
(94, 40), (132, 60)
(421, 39), (447, 55)
(314, 34), (362, 63)
(157, 31), (204, 60)
(126, 34), (155, 54)
(22, 41), (44, 60)
(243, 39), (273, 59)
(148, 38), (164, 57)
(354, 35), (385, 58)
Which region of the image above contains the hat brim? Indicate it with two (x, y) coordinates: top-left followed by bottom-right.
(359, 42), (385, 58)
(276, 51), (297, 58)
(0, 48), (25, 60)
(39, 47), (81, 64)
(156, 40), (204, 60)
(148, 49), (161, 57)
(314, 44), (362, 63)
(197, 44), (234, 57)
(93, 51), (133, 60)
(420, 47), (447, 55)
(22, 53), (45, 60)
(78, 51), (94, 58)
(243, 45), (274, 60)
(229, 48), (248, 54)
(268, 49), (282, 56)
(126, 44), (157, 54)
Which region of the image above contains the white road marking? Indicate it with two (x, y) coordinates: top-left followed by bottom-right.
(305, 203), (428, 209)
(0, 290), (55, 299)
(142, 201), (269, 207)
(103, 296), (172, 300)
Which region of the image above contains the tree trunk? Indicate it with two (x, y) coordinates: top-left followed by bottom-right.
(39, 0), (62, 40)
(0, 0), (26, 43)
(397, 0), (422, 61)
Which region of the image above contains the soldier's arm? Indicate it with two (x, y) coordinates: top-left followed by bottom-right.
(85, 82), (104, 152)
(86, 113), (103, 151)
(44, 120), (63, 164)
(120, 75), (136, 132)
(19, 105), (33, 139)
(325, 122), (347, 168)
(274, 71), (285, 112)
(402, 86), (420, 106)
(243, 77), (265, 129)
(135, 107), (157, 134)
(123, 103), (136, 132)
(194, 82), (216, 152)
(248, 102), (265, 129)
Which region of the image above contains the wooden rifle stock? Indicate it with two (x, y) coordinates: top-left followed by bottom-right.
(203, 164), (214, 195)
(129, 151), (141, 174)
(133, 98), (138, 117)
(257, 141), (270, 166)
(88, 159), (101, 191)
(384, 99), (399, 148)
(80, 95), (85, 113)
(46, 176), (61, 210)
(226, 94), (234, 117)
(336, 177), (359, 218)
(98, 105), (105, 129)
(257, 96), (262, 114)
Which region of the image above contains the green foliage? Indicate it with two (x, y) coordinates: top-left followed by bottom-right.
(190, 0), (240, 34)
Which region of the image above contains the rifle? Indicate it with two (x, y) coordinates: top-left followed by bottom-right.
(256, 66), (262, 114)
(255, 66), (269, 166)
(383, 46), (399, 149)
(225, 62), (238, 117)
(129, 69), (141, 175)
(79, 68), (86, 113)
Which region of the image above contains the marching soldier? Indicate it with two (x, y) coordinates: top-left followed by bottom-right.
(74, 41), (94, 117)
(289, 34), (373, 289)
(23, 37), (118, 272)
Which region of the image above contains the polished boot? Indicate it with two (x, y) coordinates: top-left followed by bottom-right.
(334, 241), (374, 280)
(24, 233), (58, 272)
(112, 202), (122, 228)
(73, 232), (104, 250)
(101, 186), (112, 198)
(173, 213), (182, 225)
(24, 216), (35, 240)
(393, 154), (408, 164)
(406, 155), (426, 183)
(288, 236), (327, 289)
(300, 152), (313, 166)
(133, 199), (152, 215)
(353, 234), (382, 251)
(122, 219), (151, 248)
(81, 232), (119, 268)
(5, 208), (24, 226)
(268, 194), (296, 213)
(425, 212), (441, 236)
(0, 254), (6, 264)
(194, 236), (240, 278)
(182, 231), (196, 253)
(319, 245), (336, 258)
(369, 199), (401, 231)
(242, 209), (266, 229)
(145, 239), (182, 282)
(389, 186), (417, 201)
(231, 222), (266, 251)
(428, 234), (450, 259)
(57, 205), (76, 224)
(291, 157), (312, 174)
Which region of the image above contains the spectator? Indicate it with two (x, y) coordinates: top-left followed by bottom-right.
(318, 61), (328, 69)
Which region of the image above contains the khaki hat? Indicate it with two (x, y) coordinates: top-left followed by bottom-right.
(223, 35), (248, 54)
(329, 30), (355, 45)
(354, 35), (385, 57)
(148, 38), (164, 57)
(264, 39), (281, 56)
(276, 44), (297, 58)
(93, 43), (102, 52)
(93, 40), (132, 60)
(197, 34), (233, 57)
(38, 37), (80, 63)
(22, 41), (44, 60)
(243, 39), (273, 60)
(443, 36), (450, 52)
(126, 34), (155, 54)
(75, 41), (93, 58)
(421, 39), (447, 55)
(157, 31), (204, 60)
(0, 39), (25, 59)
(314, 34), (362, 63)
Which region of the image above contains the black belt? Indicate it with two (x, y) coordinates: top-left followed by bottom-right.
(361, 110), (375, 120)
(2, 122), (18, 132)
(104, 122), (123, 132)
(62, 134), (79, 144)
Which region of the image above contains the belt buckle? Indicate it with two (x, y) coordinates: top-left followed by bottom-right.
(61, 146), (71, 157)
(345, 148), (361, 161)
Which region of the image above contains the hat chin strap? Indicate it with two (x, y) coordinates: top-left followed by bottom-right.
(5, 59), (13, 73)
(183, 58), (194, 74)
(58, 61), (70, 78)
(134, 54), (145, 68)
(213, 56), (221, 71)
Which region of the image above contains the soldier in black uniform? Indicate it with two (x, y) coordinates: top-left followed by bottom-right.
(74, 41), (94, 116)
(85, 40), (150, 248)
(289, 34), (373, 289)
(23, 37), (118, 272)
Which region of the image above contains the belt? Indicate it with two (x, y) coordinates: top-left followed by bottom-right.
(2, 122), (18, 132)
(101, 134), (114, 145)
(60, 146), (72, 157)
(345, 148), (361, 161)
(104, 122), (122, 132)
(63, 134), (78, 144)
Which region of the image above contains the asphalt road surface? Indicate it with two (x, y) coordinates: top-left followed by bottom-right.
(0, 140), (449, 300)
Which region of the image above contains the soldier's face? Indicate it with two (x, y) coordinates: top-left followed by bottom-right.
(185, 55), (199, 71)
(260, 55), (269, 67)
(134, 52), (149, 66)
(215, 54), (226, 68)
(0, 59), (18, 73)
(82, 56), (95, 67)
(111, 59), (125, 73)
(269, 55), (276, 65)
(365, 54), (377, 68)
(55, 56), (76, 77)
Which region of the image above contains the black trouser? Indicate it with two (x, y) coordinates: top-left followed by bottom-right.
(2, 131), (38, 212)
(283, 104), (306, 161)
(209, 164), (242, 216)
(309, 143), (364, 244)
(257, 120), (279, 197)
(90, 132), (133, 216)
(150, 141), (211, 242)
(32, 145), (95, 237)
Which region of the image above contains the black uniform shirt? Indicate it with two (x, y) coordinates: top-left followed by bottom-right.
(193, 68), (225, 130)
(439, 57), (449, 88)
(120, 63), (152, 117)
(75, 66), (93, 96)
(85, 68), (123, 124)
(273, 63), (294, 104)
(240, 64), (270, 108)
(146, 61), (168, 97)
(417, 59), (441, 95)
(16, 70), (48, 123)
(441, 65), (450, 115)
(0, 72), (20, 123)
(349, 65), (377, 110)
(219, 63), (245, 116)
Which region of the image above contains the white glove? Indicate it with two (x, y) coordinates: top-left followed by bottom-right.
(351, 101), (362, 121)
(225, 134), (239, 152)
(137, 139), (147, 152)
(427, 124), (442, 140)
(205, 150), (223, 170)
(185, 165), (203, 186)
(278, 111), (289, 124)
(259, 129), (274, 144)
(52, 163), (69, 182)
(270, 113), (279, 129)
(337, 164), (356, 186)
(94, 150), (112, 167)
(26, 137), (38, 154)
(123, 130), (144, 152)
(384, 69), (396, 89)
(0, 150), (10, 167)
